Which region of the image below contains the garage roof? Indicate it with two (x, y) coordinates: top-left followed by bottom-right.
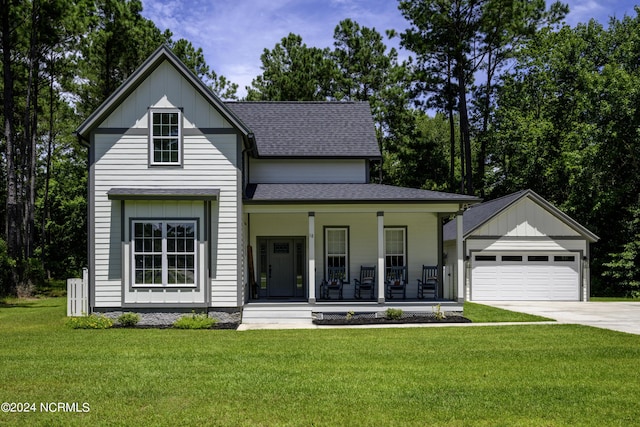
(443, 189), (599, 242)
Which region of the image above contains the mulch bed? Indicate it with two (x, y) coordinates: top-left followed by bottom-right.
(313, 312), (471, 326)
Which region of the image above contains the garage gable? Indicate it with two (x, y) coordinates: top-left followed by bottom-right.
(472, 197), (581, 238)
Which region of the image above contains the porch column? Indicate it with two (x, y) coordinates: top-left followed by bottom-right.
(377, 211), (385, 303)
(456, 210), (465, 302)
(308, 212), (316, 303)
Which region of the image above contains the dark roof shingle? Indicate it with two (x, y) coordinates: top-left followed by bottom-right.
(245, 183), (479, 203)
(225, 101), (380, 158)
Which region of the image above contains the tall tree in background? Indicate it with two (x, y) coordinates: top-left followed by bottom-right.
(487, 15), (640, 295)
(169, 38), (238, 100)
(1, 0), (86, 295)
(473, 0), (566, 196)
(0, 0), (239, 296)
(74, 0), (168, 118)
(332, 19), (392, 102)
(397, 0), (567, 195)
(246, 33), (336, 101)
(399, 0), (481, 195)
(330, 19), (417, 186)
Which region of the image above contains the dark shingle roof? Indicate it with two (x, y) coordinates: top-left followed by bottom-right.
(107, 187), (220, 200)
(225, 102), (380, 158)
(245, 183), (479, 203)
(443, 189), (599, 242)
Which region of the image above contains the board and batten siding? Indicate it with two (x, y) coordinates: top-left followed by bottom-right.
(473, 197), (581, 238)
(100, 61), (234, 130)
(249, 158), (368, 184)
(91, 62), (243, 308)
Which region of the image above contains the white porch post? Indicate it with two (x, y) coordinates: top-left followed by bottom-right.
(456, 210), (465, 302)
(377, 211), (385, 303)
(308, 212), (316, 303)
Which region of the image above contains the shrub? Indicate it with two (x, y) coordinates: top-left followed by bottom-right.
(385, 308), (403, 320)
(433, 303), (446, 320)
(117, 312), (141, 327)
(66, 313), (113, 329)
(173, 312), (217, 329)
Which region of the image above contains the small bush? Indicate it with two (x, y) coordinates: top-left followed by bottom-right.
(173, 312), (217, 329)
(385, 308), (403, 320)
(118, 312), (141, 327)
(66, 313), (113, 329)
(433, 303), (446, 320)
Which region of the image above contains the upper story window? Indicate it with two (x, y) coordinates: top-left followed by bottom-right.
(150, 109), (182, 165)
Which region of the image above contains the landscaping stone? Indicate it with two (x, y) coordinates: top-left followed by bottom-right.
(102, 310), (241, 329)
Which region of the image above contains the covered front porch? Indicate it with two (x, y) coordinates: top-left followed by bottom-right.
(243, 184), (475, 306)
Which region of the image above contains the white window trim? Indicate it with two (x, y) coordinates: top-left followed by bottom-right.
(325, 227), (349, 282)
(131, 219), (198, 288)
(149, 108), (183, 166)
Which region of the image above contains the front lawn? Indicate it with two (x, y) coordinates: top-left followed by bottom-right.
(463, 301), (553, 322)
(1, 298), (638, 426)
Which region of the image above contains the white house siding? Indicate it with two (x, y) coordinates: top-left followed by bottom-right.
(474, 198), (581, 238)
(91, 65), (242, 308)
(249, 159), (368, 184)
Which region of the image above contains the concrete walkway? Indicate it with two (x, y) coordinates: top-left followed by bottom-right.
(481, 301), (640, 335)
(237, 301), (640, 334)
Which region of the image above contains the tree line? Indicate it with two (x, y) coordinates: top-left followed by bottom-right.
(1, 0), (638, 297)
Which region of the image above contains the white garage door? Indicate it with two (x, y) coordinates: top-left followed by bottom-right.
(471, 252), (580, 301)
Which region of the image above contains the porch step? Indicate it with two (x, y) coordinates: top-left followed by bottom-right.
(242, 304), (314, 325)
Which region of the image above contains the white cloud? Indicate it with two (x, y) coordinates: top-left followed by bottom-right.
(564, 0), (637, 26)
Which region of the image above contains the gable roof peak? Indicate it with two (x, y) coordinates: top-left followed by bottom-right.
(75, 44), (251, 142)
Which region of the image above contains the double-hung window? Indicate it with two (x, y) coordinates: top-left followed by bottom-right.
(385, 228), (406, 268)
(325, 227), (349, 281)
(133, 220), (197, 287)
(150, 109), (182, 165)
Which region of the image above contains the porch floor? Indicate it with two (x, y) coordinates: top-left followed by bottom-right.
(241, 300), (463, 326)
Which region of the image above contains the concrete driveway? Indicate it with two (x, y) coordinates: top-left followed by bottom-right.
(482, 301), (640, 335)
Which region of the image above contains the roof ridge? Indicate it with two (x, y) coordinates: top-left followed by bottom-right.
(469, 188), (529, 209)
(223, 100), (366, 105)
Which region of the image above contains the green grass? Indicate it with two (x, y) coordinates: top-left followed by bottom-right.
(1, 298), (639, 426)
(463, 302), (554, 322)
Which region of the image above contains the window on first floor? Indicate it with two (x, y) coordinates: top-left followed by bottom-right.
(385, 227), (406, 268)
(325, 227), (349, 281)
(150, 109), (182, 165)
(132, 220), (197, 287)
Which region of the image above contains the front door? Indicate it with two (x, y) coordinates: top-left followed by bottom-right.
(269, 239), (295, 297)
(257, 237), (305, 299)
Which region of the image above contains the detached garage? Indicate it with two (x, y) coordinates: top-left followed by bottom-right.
(444, 190), (599, 301)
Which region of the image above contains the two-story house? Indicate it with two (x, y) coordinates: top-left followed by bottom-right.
(75, 45), (482, 319)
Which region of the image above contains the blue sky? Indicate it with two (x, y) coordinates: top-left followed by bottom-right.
(140, 0), (639, 97)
